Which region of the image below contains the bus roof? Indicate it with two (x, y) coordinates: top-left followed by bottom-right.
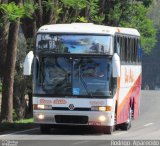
(37, 23), (140, 36)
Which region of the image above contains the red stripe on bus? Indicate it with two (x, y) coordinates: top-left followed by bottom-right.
(117, 74), (141, 121)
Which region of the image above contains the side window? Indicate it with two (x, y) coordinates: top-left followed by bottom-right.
(124, 37), (127, 62)
(134, 39), (138, 62)
(135, 38), (138, 63)
(123, 36), (126, 62)
(138, 39), (142, 63)
(130, 38), (133, 63)
(116, 35), (141, 63)
(120, 36), (124, 62)
(114, 36), (120, 55)
(119, 37), (122, 60)
(131, 38), (135, 63)
(114, 36), (117, 53)
(128, 37), (131, 63)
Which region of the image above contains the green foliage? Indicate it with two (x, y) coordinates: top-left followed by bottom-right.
(60, 0), (88, 22)
(107, 2), (122, 23)
(61, 0), (87, 9)
(87, 0), (99, 15)
(15, 118), (33, 123)
(0, 2), (25, 22)
(89, 0), (104, 23)
(93, 15), (105, 24)
(0, 1), (36, 22)
(23, 0), (38, 19)
(42, 0), (54, 11)
(77, 16), (88, 23)
(120, 3), (157, 54)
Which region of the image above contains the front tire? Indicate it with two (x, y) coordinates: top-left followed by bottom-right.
(120, 107), (132, 130)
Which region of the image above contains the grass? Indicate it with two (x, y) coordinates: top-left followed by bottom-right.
(15, 118), (33, 123)
(0, 118), (37, 133)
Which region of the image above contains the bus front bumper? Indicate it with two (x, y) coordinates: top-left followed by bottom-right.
(33, 110), (113, 126)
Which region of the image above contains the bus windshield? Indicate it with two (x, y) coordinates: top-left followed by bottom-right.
(36, 34), (112, 55)
(34, 56), (112, 97)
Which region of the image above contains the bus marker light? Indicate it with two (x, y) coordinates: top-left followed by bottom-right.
(37, 105), (45, 109)
(98, 106), (106, 111)
(106, 106), (111, 111)
(91, 106), (111, 111)
(34, 104), (52, 110)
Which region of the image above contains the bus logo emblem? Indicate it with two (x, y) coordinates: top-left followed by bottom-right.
(68, 104), (75, 110)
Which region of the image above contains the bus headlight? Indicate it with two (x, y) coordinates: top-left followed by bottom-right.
(91, 106), (111, 111)
(33, 104), (52, 110)
(99, 115), (106, 122)
(38, 114), (45, 120)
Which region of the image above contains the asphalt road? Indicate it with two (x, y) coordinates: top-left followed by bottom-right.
(0, 90), (160, 146)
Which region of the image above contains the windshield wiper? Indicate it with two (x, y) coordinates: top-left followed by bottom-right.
(79, 67), (93, 98)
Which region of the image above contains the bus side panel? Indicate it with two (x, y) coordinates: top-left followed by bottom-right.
(116, 65), (141, 125)
(116, 99), (130, 125)
(133, 76), (141, 120)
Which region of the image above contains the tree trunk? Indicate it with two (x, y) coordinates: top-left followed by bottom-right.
(99, 0), (106, 16)
(21, 15), (37, 39)
(28, 91), (32, 116)
(1, 21), (20, 122)
(13, 82), (27, 120)
(36, 0), (43, 28)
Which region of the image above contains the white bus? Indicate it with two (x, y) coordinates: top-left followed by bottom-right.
(23, 23), (142, 134)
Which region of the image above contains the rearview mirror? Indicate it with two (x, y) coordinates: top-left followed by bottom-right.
(23, 51), (34, 76)
(112, 53), (120, 77)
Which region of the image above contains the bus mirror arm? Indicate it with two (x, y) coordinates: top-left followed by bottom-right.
(112, 53), (120, 78)
(23, 51), (34, 76)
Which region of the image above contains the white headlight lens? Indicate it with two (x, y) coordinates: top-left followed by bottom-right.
(38, 114), (44, 120)
(99, 115), (106, 122)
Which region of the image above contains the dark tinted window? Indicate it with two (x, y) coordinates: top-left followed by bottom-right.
(114, 35), (140, 63)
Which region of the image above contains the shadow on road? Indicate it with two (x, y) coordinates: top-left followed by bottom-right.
(48, 127), (103, 135)
(0, 123), (36, 134)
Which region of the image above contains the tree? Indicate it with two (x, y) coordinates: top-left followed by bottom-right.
(148, 0), (160, 28)
(0, 1), (24, 122)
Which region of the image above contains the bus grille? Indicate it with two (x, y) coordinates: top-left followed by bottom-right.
(52, 107), (91, 111)
(55, 115), (88, 124)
